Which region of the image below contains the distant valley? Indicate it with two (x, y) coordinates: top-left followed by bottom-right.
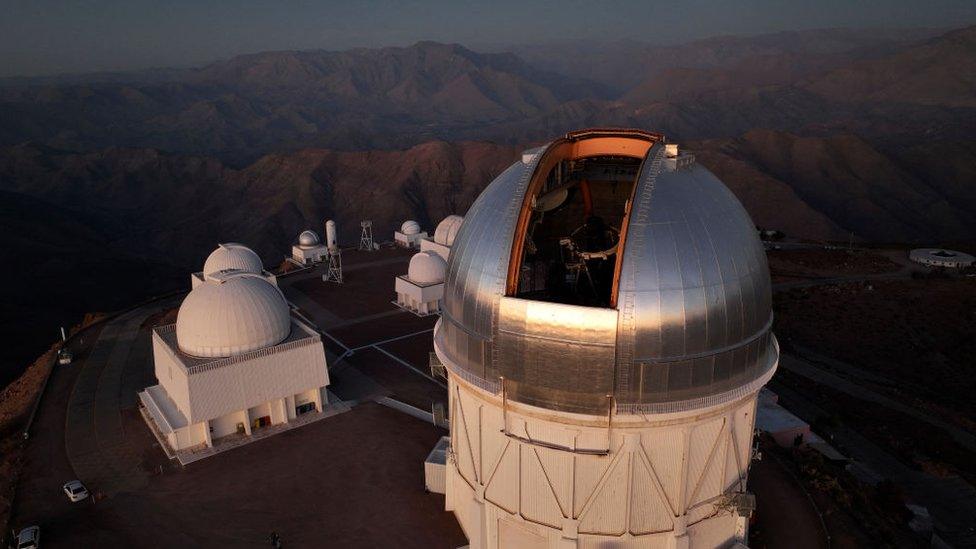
(2, 25), (976, 384)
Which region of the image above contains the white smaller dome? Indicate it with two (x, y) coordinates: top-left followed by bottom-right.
(408, 251), (447, 284)
(298, 230), (320, 247)
(176, 276), (290, 358)
(401, 220), (421, 235)
(434, 215), (464, 246)
(203, 243), (263, 280)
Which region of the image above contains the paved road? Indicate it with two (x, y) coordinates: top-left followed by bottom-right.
(64, 299), (179, 497)
(780, 354), (976, 453)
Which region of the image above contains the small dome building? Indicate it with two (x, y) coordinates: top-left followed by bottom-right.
(421, 214), (464, 261)
(395, 251), (447, 316)
(298, 230), (319, 247)
(192, 243), (277, 288)
(395, 219), (427, 248)
(140, 256), (330, 460)
(292, 229), (329, 265)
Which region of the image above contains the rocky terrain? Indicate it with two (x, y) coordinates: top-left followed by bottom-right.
(2, 24), (976, 385)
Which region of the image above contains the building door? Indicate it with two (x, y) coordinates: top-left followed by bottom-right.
(296, 402), (315, 416)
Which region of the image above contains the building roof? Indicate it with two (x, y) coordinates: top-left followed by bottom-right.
(408, 251), (447, 284)
(203, 243), (264, 280)
(435, 129), (777, 414)
(433, 215), (464, 246)
(909, 248), (975, 266)
(176, 275), (290, 358)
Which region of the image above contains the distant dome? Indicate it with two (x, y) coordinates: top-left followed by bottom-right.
(298, 230), (320, 247)
(176, 276), (290, 358)
(401, 220), (421, 235)
(433, 215), (464, 246)
(203, 243), (263, 280)
(408, 251), (447, 284)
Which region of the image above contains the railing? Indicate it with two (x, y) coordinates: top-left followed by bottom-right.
(154, 323), (323, 375)
(138, 390), (174, 433)
(185, 336), (322, 375)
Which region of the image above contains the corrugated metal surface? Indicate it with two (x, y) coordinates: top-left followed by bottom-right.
(497, 297), (617, 414)
(437, 131), (776, 415)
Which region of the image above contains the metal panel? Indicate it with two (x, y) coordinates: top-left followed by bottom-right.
(435, 133), (777, 415)
(496, 297), (617, 414)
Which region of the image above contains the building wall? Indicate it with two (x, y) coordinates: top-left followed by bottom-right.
(395, 231), (427, 248)
(171, 421), (209, 450)
(420, 239), (451, 262)
(396, 278), (444, 314)
(293, 245), (328, 264)
(210, 409), (248, 439)
(446, 376), (758, 548)
(153, 332), (192, 414)
(183, 339), (329, 424)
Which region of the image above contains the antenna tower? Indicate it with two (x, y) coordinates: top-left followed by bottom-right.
(359, 220), (375, 251)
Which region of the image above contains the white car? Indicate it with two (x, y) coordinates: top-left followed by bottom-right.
(16, 526), (40, 549)
(62, 480), (89, 502)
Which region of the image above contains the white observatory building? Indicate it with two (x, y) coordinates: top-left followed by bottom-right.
(909, 248), (975, 268)
(395, 219), (427, 248)
(395, 250), (447, 316)
(291, 230), (329, 265)
(421, 214), (464, 262)
(191, 243), (277, 288)
(140, 255), (329, 458)
(431, 129), (777, 548)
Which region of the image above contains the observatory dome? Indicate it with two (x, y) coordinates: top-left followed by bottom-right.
(203, 243), (263, 279)
(433, 215), (464, 246)
(434, 129), (777, 414)
(176, 275), (290, 358)
(298, 230), (320, 247)
(401, 220), (421, 235)
(408, 251), (447, 284)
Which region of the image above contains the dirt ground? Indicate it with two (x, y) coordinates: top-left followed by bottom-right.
(774, 278), (976, 422)
(767, 248), (900, 283)
(778, 369), (976, 485)
(329, 313), (437, 350)
(14, 393), (464, 548)
(342, 347), (446, 411)
(291, 249), (414, 321)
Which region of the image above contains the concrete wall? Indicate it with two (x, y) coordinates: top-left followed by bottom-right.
(445, 375), (759, 548)
(171, 421), (208, 450)
(153, 332), (192, 414)
(395, 278), (443, 315)
(395, 231), (427, 248)
(420, 239), (451, 262)
(293, 245), (328, 264)
(184, 338), (329, 424)
(210, 409), (247, 439)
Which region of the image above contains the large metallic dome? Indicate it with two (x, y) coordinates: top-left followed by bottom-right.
(202, 243), (263, 280)
(434, 129), (777, 415)
(176, 275), (290, 358)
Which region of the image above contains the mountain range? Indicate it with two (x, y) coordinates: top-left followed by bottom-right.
(1, 24), (976, 384)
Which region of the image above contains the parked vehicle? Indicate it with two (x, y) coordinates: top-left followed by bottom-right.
(62, 480), (89, 502)
(16, 526), (40, 549)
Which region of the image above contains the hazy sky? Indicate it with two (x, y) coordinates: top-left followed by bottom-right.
(2, 0), (976, 77)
